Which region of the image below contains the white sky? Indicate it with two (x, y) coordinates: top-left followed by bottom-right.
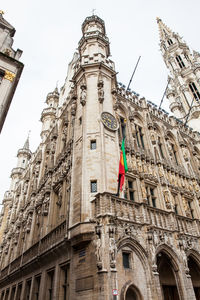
(0, 0), (200, 202)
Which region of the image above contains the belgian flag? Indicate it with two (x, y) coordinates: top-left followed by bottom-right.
(117, 139), (128, 195)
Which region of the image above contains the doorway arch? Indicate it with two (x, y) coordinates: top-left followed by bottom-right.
(125, 284), (142, 300)
(188, 255), (200, 300)
(157, 251), (180, 300)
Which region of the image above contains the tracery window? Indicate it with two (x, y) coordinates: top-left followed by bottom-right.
(124, 178), (136, 201)
(145, 185), (157, 207)
(176, 55), (185, 68)
(188, 199), (194, 219)
(135, 124), (145, 149)
(158, 136), (164, 159)
(171, 143), (179, 165)
(189, 82), (200, 102)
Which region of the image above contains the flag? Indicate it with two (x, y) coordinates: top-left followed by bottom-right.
(118, 139), (128, 191)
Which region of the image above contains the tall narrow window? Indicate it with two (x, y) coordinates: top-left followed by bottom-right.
(188, 200), (194, 219)
(90, 140), (96, 150)
(10, 286), (16, 300)
(171, 144), (178, 165)
(120, 117), (126, 140)
(0, 291), (4, 300)
(122, 252), (131, 269)
(35, 276), (41, 300)
(172, 194), (179, 215)
(47, 270), (55, 300)
(189, 82), (200, 102)
(176, 55), (185, 68)
(16, 283), (22, 300)
(91, 180), (97, 193)
(60, 264), (69, 300)
(158, 137), (164, 158)
(167, 39), (173, 45)
(135, 124), (145, 149)
(146, 185), (157, 207)
(125, 179), (136, 201)
(25, 280), (32, 300)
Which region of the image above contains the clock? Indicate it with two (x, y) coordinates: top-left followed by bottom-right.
(101, 112), (118, 131)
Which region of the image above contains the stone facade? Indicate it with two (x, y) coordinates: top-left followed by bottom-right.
(0, 15), (200, 300)
(0, 11), (23, 133)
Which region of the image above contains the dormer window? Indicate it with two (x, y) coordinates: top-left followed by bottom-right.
(175, 55), (185, 68)
(189, 82), (200, 102)
(167, 39), (173, 45)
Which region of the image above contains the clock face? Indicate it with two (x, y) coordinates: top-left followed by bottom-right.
(101, 112), (118, 131)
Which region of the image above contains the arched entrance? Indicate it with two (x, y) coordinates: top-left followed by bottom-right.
(188, 256), (200, 300)
(157, 251), (180, 300)
(125, 285), (141, 300)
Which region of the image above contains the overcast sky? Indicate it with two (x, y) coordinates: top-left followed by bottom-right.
(0, 0), (200, 202)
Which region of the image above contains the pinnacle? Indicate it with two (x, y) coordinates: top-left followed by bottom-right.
(156, 18), (173, 41)
(23, 134), (30, 150)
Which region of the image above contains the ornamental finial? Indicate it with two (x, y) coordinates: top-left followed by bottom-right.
(0, 10), (4, 15)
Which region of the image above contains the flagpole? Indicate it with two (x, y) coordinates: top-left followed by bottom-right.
(116, 174), (121, 196)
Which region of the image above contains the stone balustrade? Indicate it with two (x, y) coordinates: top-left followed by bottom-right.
(0, 220), (66, 280)
(92, 192), (200, 237)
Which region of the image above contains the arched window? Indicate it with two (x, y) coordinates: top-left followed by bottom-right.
(175, 55), (185, 68)
(167, 39), (173, 45)
(189, 82), (200, 102)
(158, 136), (164, 159)
(135, 124), (145, 149)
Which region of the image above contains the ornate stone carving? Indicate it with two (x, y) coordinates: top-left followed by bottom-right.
(4, 70), (16, 82)
(43, 193), (50, 216)
(80, 86), (87, 106)
(95, 225), (103, 270)
(97, 79), (104, 103)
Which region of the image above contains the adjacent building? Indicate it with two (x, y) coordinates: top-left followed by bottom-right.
(0, 15), (200, 300)
(0, 11), (23, 133)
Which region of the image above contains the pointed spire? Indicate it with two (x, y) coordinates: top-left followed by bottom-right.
(157, 17), (173, 41)
(23, 132), (30, 150)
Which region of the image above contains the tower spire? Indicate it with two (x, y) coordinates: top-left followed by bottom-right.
(23, 131), (30, 150)
(157, 18), (200, 132)
(157, 17), (173, 42)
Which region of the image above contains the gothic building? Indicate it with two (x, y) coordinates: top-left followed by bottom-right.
(0, 15), (200, 300)
(0, 11), (23, 133)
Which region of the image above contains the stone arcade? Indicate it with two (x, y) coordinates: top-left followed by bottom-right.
(0, 15), (200, 300)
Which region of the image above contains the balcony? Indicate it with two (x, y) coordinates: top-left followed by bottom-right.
(0, 220), (66, 280)
(92, 193), (200, 237)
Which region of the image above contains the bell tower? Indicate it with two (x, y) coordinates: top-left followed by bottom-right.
(157, 18), (200, 131)
(69, 15), (119, 230)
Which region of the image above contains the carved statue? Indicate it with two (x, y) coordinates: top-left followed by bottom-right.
(26, 214), (33, 233)
(164, 190), (171, 209)
(182, 147), (189, 161)
(95, 237), (102, 265)
(43, 194), (50, 216)
(98, 86), (104, 103)
(56, 187), (63, 207)
(141, 182), (147, 199)
(80, 87), (87, 106)
(109, 237), (116, 268)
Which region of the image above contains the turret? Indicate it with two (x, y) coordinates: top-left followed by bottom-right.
(40, 87), (59, 141)
(10, 136), (31, 190)
(69, 15), (118, 233)
(157, 18), (200, 131)
(78, 15), (111, 63)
